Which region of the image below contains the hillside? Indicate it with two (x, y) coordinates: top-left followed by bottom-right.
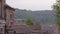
(14, 8), (56, 24)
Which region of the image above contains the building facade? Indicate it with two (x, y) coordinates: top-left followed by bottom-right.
(0, 0), (15, 25)
(0, 0), (6, 34)
(5, 5), (15, 27)
(0, 0), (15, 34)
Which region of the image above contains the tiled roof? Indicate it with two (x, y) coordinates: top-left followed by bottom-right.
(4, 4), (15, 11)
(29, 23), (41, 30)
(9, 24), (41, 33)
(11, 25), (30, 33)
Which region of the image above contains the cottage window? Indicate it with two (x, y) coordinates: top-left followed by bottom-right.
(10, 14), (12, 18)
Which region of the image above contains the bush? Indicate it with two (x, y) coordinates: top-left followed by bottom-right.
(26, 18), (34, 26)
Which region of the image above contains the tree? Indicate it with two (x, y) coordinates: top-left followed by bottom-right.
(52, 0), (60, 34)
(53, 3), (60, 25)
(26, 18), (34, 26)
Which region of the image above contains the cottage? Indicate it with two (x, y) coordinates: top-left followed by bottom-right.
(0, 0), (15, 34)
(5, 4), (15, 27)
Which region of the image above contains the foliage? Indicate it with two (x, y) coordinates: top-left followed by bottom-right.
(26, 18), (34, 25)
(52, 0), (60, 34)
(52, 0), (60, 26)
(14, 9), (56, 24)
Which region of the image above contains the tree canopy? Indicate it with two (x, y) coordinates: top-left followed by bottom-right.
(52, 0), (60, 34)
(26, 18), (34, 26)
(52, 0), (60, 26)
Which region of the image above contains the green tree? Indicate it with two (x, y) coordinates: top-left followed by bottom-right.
(52, 0), (60, 34)
(26, 18), (34, 26)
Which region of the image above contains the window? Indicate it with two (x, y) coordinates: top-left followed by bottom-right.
(10, 14), (12, 18)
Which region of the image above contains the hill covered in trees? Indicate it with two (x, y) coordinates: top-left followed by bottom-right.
(14, 8), (56, 24)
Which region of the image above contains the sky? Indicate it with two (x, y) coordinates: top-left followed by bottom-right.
(6, 0), (56, 10)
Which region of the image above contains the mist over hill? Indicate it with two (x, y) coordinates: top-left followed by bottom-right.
(14, 8), (56, 24)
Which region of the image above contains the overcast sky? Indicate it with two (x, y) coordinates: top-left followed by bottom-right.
(6, 0), (56, 10)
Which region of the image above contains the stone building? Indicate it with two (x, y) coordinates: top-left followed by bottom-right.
(0, 0), (6, 34)
(0, 0), (15, 25)
(5, 4), (15, 27)
(0, 0), (15, 34)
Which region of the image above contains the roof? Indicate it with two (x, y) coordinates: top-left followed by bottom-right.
(4, 4), (15, 11)
(11, 25), (30, 33)
(29, 23), (41, 30)
(9, 24), (41, 33)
